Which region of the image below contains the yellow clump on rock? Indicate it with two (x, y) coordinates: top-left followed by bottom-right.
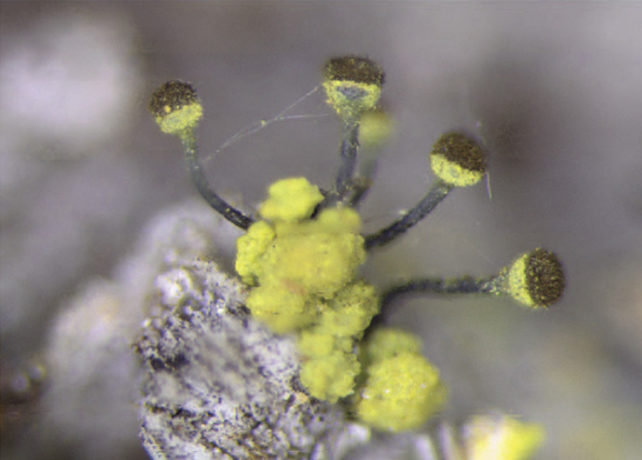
(299, 331), (352, 357)
(235, 177), (383, 402)
(235, 178), (448, 417)
(245, 284), (314, 333)
(235, 221), (275, 284)
(355, 351), (447, 432)
(298, 331), (359, 401)
(360, 327), (423, 365)
(236, 177), (370, 333)
(259, 177), (324, 223)
(316, 282), (379, 338)
(354, 328), (447, 432)
(258, 230), (365, 299)
(295, 282), (379, 401)
(300, 350), (361, 403)
(234, 177), (450, 421)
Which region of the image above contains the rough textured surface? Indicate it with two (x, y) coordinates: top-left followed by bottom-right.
(136, 259), (345, 459)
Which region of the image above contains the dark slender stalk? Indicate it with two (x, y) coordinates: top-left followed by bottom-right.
(348, 144), (381, 208)
(334, 122), (360, 201)
(381, 276), (495, 309)
(182, 134), (254, 230)
(364, 179), (454, 249)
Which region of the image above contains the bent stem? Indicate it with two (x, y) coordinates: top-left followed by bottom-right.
(181, 132), (254, 230)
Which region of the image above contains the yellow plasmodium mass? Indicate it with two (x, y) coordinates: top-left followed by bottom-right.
(258, 228), (365, 299)
(259, 177), (324, 222)
(236, 180), (447, 426)
(235, 221), (275, 284)
(360, 327), (423, 364)
(236, 177), (370, 332)
(316, 282), (379, 338)
(355, 328), (447, 432)
(300, 349), (360, 403)
(297, 283), (379, 401)
(299, 330), (351, 357)
(236, 177), (382, 401)
(245, 285), (313, 333)
(465, 415), (545, 460)
(299, 331), (360, 402)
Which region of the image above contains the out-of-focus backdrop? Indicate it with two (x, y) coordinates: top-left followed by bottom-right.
(1, 3), (641, 459)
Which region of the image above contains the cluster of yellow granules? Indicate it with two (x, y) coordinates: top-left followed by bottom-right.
(235, 176), (447, 430)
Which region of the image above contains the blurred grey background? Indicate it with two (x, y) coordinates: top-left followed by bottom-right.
(1, 2), (641, 459)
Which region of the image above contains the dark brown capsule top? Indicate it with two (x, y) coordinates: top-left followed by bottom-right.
(149, 80), (199, 118)
(324, 56), (385, 86)
(431, 132), (487, 174)
(525, 249), (565, 307)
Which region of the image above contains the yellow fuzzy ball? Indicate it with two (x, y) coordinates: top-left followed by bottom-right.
(356, 352), (447, 432)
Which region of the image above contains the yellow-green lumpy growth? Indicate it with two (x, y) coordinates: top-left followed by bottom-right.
(360, 327), (423, 365)
(236, 177), (389, 404)
(354, 328), (447, 432)
(235, 220), (275, 284)
(259, 177), (323, 222)
(245, 285), (315, 333)
(317, 282), (379, 338)
(465, 415), (545, 460)
(296, 283), (378, 401)
(236, 177), (368, 333)
(299, 330), (335, 357)
(258, 230), (365, 299)
(298, 330), (359, 401)
(356, 352), (448, 432)
(315, 207), (363, 234)
(300, 350), (360, 403)
(299, 330), (352, 357)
